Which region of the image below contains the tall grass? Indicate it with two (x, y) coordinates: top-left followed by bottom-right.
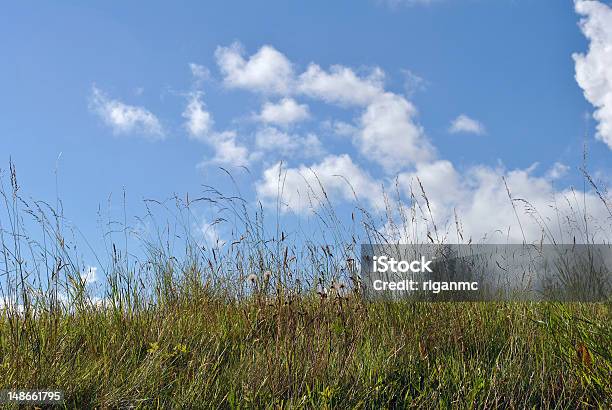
(0, 161), (610, 408)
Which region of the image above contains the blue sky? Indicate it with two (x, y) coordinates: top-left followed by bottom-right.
(2, 0), (612, 269)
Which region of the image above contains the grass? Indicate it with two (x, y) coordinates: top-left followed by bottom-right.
(1, 297), (610, 408)
(0, 161), (611, 408)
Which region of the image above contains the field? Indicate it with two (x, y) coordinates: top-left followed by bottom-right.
(0, 164), (611, 409)
(1, 296), (610, 407)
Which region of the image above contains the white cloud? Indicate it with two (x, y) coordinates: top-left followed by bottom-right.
(215, 42), (294, 94)
(462, 167), (611, 243)
(396, 161), (612, 243)
(256, 154), (385, 214)
(255, 126), (324, 158)
(573, 0), (612, 149)
(546, 162), (570, 180)
(213, 44), (432, 174)
(398, 160), (466, 217)
(202, 41), (611, 243)
(255, 127), (293, 151)
(321, 120), (358, 138)
(90, 296), (111, 309)
(294, 61), (432, 172)
(204, 131), (252, 167)
(257, 98), (310, 126)
(182, 92), (214, 140)
(189, 63), (210, 87)
(181, 91), (252, 167)
(402, 68), (428, 96)
(298, 64), (384, 106)
(449, 114), (486, 135)
(198, 219), (225, 247)
(81, 266), (99, 285)
(295, 61), (432, 172)
(301, 134), (325, 157)
(358, 92), (434, 172)
(90, 86), (164, 139)
(0, 297), (24, 314)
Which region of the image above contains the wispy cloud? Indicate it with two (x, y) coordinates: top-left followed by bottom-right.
(189, 63), (210, 88)
(89, 85), (164, 139)
(401, 68), (428, 96)
(181, 85), (252, 167)
(449, 114), (486, 135)
(546, 162), (570, 180)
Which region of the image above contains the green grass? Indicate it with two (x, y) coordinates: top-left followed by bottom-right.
(1, 296), (610, 408)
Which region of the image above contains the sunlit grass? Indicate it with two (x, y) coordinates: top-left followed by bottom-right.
(1, 297), (610, 408)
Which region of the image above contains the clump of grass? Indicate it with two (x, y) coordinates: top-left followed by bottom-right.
(0, 161), (610, 408)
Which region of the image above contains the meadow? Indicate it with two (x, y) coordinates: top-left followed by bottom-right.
(0, 162), (610, 408)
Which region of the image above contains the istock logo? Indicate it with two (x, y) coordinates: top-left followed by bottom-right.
(372, 255), (433, 273)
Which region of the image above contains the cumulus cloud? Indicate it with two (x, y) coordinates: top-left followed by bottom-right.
(213, 44), (432, 173)
(257, 98), (310, 126)
(202, 131), (252, 167)
(215, 43), (294, 94)
(449, 114), (487, 135)
(295, 62), (431, 171)
(206, 41), (611, 244)
(182, 92), (214, 140)
(255, 126), (324, 158)
(464, 168), (611, 243)
(398, 160), (466, 215)
(214, 42), (387, 107)
(89, 86), (164, 139)
(256, 154), (385, 214)
(298, 64), (384, 106)
(573, 0), (612, 149)
(359, 93), (434, 172)
(396, 161), (612, 243)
